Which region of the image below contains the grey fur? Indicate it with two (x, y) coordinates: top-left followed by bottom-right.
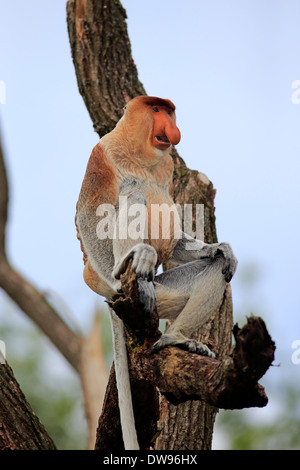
(76, 141), (238, 450)
(153, 251), (235, 357)
(137, 278), (156, 314)
(76, 209), (119, 290)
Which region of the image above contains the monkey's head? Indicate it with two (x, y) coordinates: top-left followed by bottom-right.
(119, 95), (181, 164)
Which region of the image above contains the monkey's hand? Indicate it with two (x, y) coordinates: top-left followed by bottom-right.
(113, 243), (157, 281)
(113, 243), (157, 314)
(209, 242), (238, 283)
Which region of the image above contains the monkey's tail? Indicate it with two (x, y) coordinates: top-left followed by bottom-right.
(109, 308), (140, 450)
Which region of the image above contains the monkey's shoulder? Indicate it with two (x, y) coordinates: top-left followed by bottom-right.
(77, 142), (119, 211)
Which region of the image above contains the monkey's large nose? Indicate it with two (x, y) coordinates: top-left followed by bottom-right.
(165, 120), (181, 145)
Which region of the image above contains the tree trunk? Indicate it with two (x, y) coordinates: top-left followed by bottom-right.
(157, 154), (233, 449)
(66, 0), (275, 450)
(66, 0), (233, 450)
(0, 362), (56, 450)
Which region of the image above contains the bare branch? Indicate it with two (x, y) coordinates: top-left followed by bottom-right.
(66, 0), (146, 137)
(79, 312), (108, 449)
(95, 266), (275, 449)
(0, 362), (56, 450)
(67, 0), (275, 451)
(66, 0), (235, 450)
(0, 117), (108, 447)
(0, 130), (9, 260)
(116, 268), (274, 410)
(146, 317), (274, 410)
(0, 259), (82, 371)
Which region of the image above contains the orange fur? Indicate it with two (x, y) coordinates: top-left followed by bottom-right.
(76, 95), (181, 290)
(77, 142), (118, 211)
(76, 142), (118, 267)
(83, 261), (116, 299)
(75, 96), (185, 451)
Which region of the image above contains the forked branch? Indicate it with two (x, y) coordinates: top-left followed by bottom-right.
(116, 264), (275, 409)
(95, 263), (275, 449)
(0, 125), (107, 450)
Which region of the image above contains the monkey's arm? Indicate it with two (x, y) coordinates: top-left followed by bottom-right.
(171, 232), (237, 283)
(76, 143), (122, 294)
(112, 190), (157, 281)
(112, 189), (157, 313)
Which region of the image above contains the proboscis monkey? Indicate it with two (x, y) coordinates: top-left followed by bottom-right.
(76, 96), (237, 450)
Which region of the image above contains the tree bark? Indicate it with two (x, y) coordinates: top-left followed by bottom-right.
(66, 0), (274, 450)
(0, 102), (108, 449)
(66, 0), (146, 137)
(66, 0), (234, 450)
(94, 264), (274, 450)
(0, 362), (56, 450)
(156, 155), (231, 449)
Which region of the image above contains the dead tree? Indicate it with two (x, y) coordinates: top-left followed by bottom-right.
(0, 97), (107, 450)
(66, 0), (275, 450)
(0, 362), (56, 450)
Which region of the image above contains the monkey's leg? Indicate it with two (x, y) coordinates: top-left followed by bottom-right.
(153, 255), (227, 358)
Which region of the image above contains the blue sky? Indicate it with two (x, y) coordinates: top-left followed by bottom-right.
(0, 0), (300, 446)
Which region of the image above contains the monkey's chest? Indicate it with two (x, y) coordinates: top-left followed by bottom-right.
(143, 186), (180, 266)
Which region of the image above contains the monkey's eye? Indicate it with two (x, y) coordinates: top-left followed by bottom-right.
(167, 110), (172, 115)
(152, 107), (159, 112)
(123, 105), (127, 111)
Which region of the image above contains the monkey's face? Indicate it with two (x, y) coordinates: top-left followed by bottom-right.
(151, 105), (181, 151)
(123, 96), (181, 162)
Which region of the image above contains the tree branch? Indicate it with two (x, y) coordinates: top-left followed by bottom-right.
(0, 260), (82, 370)
(145, 317), (274, 410)
(0, 130), (9, 261)
(0, 109), (108, 449)
(66, 0), (146, 137)
(67, 0), (234, 451)
(66, 0), (275, 450)
(115, 267), (274, 410)
(95, 265), (275, 449)
(0, 123), (82, 370)
(0, 362), (56, 450)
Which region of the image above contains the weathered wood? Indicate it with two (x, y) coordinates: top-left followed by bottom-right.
(0, 260), (82, 371)
(66, 0), (146, 137)
(95, 262), (160, 450)
(117, 268), (274, 409)
(0, 132), (8, 260)
(0, 363), (56, 450)
(66, 0), (234, 451)
(94, 264), (275, 450)
(66, 0), (274, 451)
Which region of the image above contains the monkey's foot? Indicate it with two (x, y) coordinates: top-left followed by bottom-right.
(153, 334), (215, 358)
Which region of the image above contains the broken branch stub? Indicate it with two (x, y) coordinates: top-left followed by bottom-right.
(111, 265), (275, 411)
